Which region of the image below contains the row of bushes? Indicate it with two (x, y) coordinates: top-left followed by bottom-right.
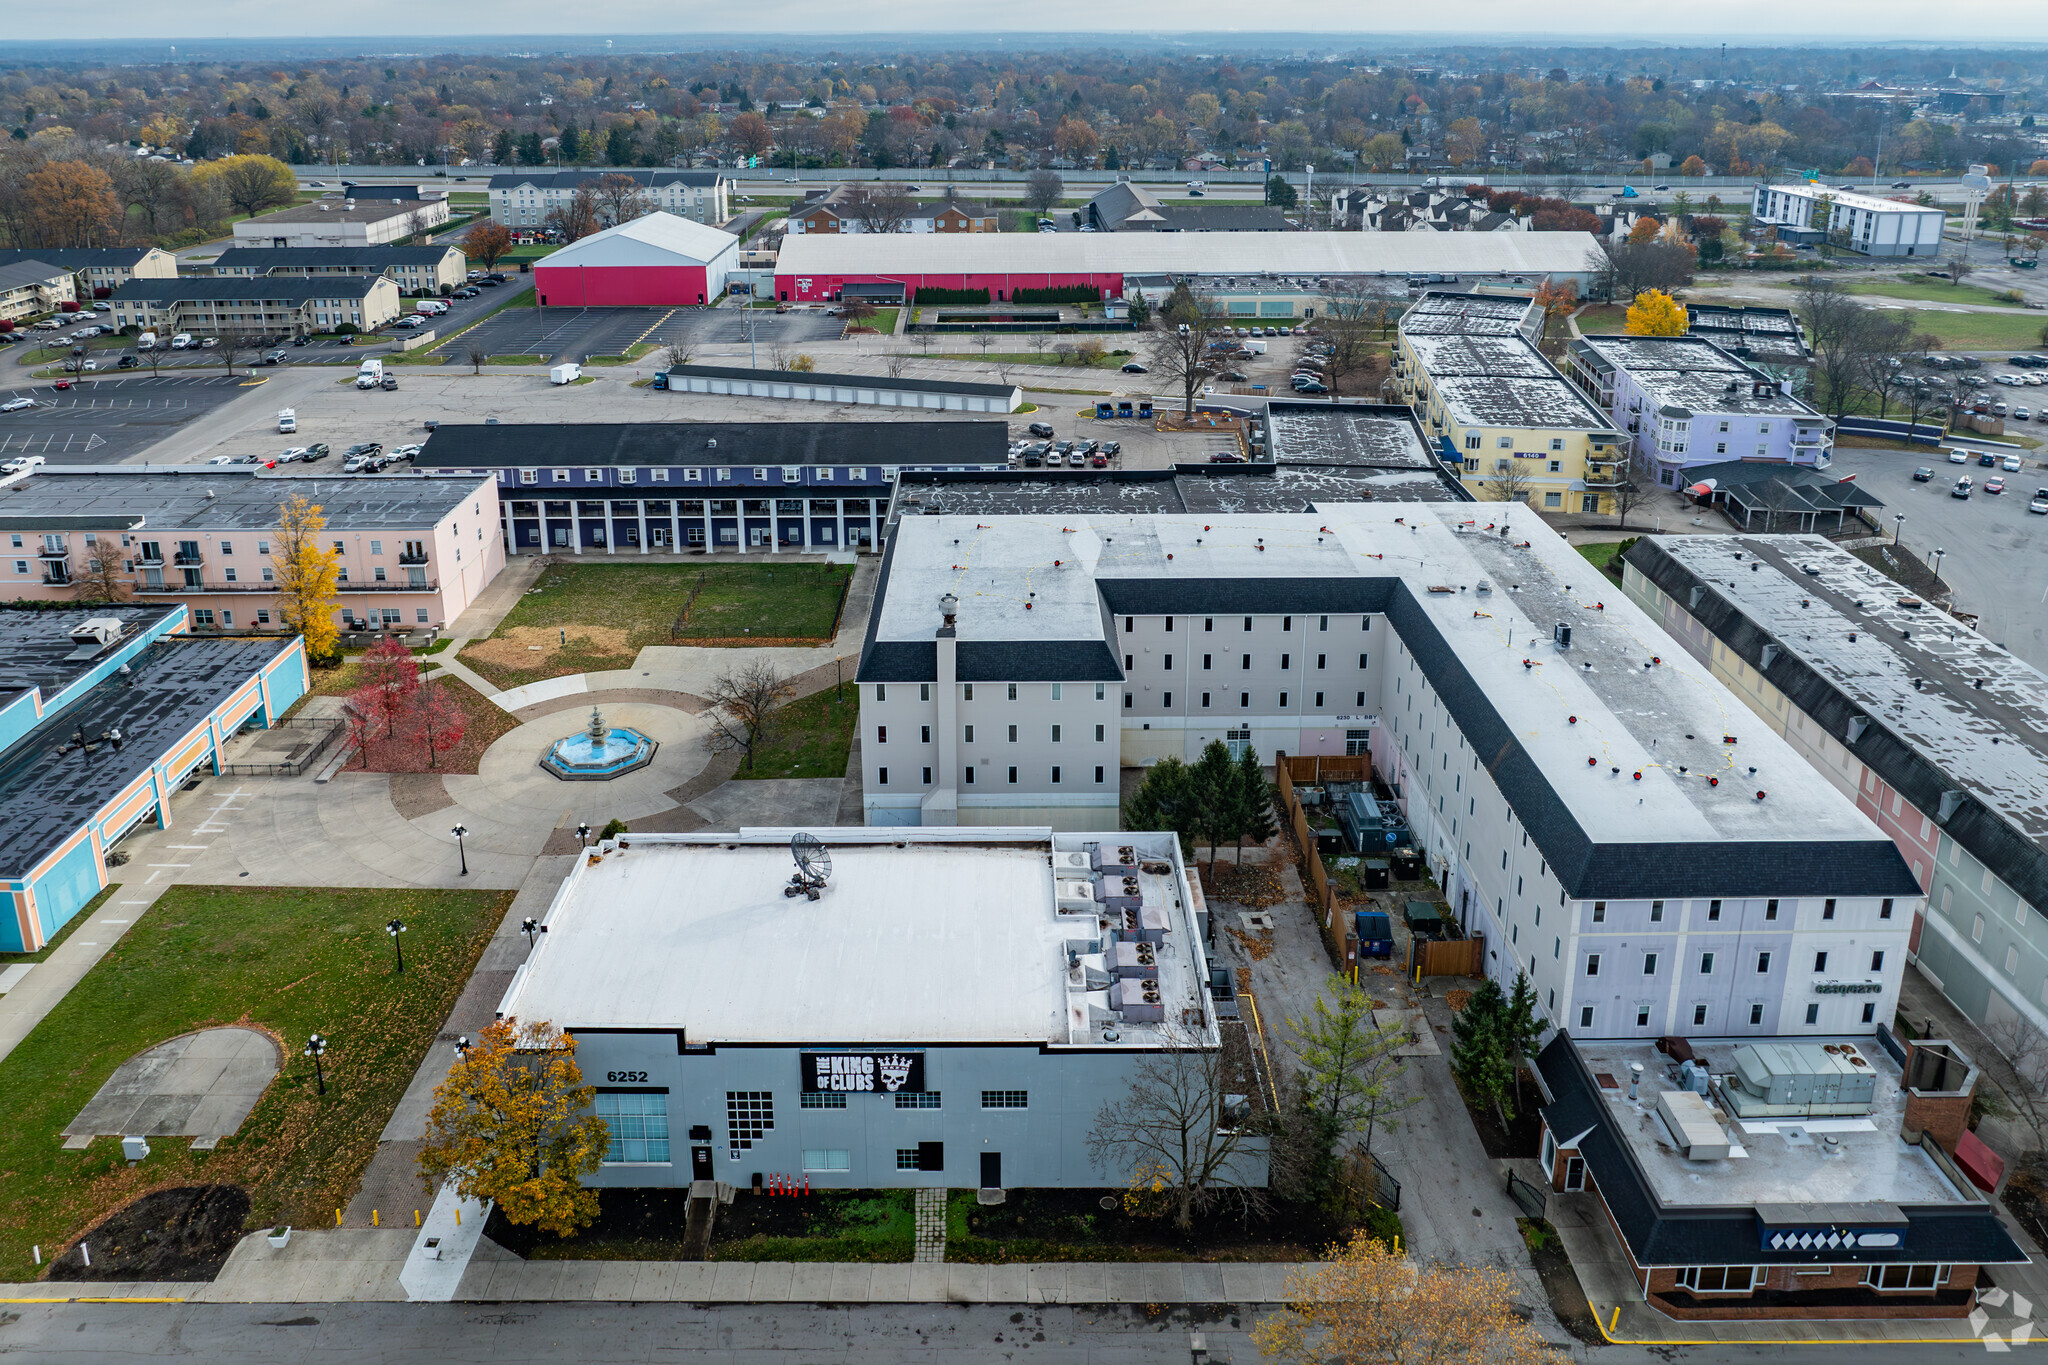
(1012, 285), (1101, 305)
(909, 286), (990, 305)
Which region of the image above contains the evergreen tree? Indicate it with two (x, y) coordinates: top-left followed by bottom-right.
(1123, 756), (1196, 858)
(1104, 143), (1121, 170)
(558, 122), (584, 164)
(1450, 979), (1515, 1128)
(606, 124), (635, 167)
(1501, 970), (1545, 1119)
(1190, 740), (1238, 874)
(518, 132), (545, 166)
(1231, 745), (1277, 862)
(491, 128), (514, 165)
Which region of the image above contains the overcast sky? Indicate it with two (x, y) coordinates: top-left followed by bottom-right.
(13, 2), (2048, 43)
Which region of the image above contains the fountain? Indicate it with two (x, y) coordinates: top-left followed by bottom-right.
(539, 705), (657, 781)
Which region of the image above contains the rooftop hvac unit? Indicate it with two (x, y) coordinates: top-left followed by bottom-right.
(1111, 978), (1166, 1024)
(1112, 939), (1158, 978)
(1722, 1042), (1876, 1119)
(1656, 1089), (1732, 1161)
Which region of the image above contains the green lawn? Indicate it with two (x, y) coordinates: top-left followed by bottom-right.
(1897, 309), (2048, 352)
(848, 307), (898, 334)
(1575, 541), (1629, 575)
(709, 1190), (915, 1263)
(0, 884), (511, 1270)
(582, 343), (658, 366)
(484, 353), (548, 365)
(462, 562), (849, 688)
(739, 686), (856, 780)
(1574, 304), (1631, 334)
(1768, 276), (2027, 309)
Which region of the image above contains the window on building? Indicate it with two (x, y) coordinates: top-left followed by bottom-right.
(1700, 952), (1715, 975)
(1586, 953), (1601, 976)
(1707, 900), (1722, 921)
(1592, 902), (1605, 923)
(1881, 898), (1894, 919)
(1095, 766), (1105, 784)
(981, 1090), (1029, 1109)
(596, 1092), (671, 1164)
(896, 1092), (942, 1109)
(896, 1149), (923, 1170)
(1007, 766), (1017, 784)
(963, 725), (973, 743)
(1579, 1005), (1594, 1030)
(1677, 1266), (1757, 1293)
(1863, 1264), (1948, 1291)
(1693, 1003), (1709, 1026)
(1805, 1003), (1821, 1025)
(800, 1091), (847, 1109)
(1750, 1003), (1764, 1026)
(1643, 952), (1658, 975)
(1650, 900), (1664, 922)
(802, 1149), (850, 1171)
(1823, 898), (1836, 920)
(725, 1092), (774, 1158)
(1814, 951), (1829, 973)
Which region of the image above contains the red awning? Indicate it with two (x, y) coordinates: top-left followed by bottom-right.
(1956, 1127), (2005, 1193)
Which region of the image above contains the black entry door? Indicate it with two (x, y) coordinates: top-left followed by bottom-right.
(692, 1146), (714, 1180)
(980, 1152), (1002, 1188)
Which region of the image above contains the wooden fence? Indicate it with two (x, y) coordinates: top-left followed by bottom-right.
(1278, 754), (1371, 785)
(1413, 936), (1486, 979)
(1274, 752), (1352, 972)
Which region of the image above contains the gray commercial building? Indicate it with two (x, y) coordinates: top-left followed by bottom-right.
(496, 828), (1259, 1192)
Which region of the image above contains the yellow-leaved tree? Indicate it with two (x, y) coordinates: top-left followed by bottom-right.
(1624, 289), (1688, 337)
(272, 495), (342, 664)
(1254, 1232), (1564, 1365)
(416, 1018), (608, 1238)
(190, 153), (298, 221)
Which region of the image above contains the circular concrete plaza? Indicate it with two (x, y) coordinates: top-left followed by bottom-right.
(441, 701), (711, 847)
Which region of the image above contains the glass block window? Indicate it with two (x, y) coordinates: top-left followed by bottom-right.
(595, 1092), (670, 1164)
(726, 1091), (774, 1157)
(895, 1091), (942, 1109)
(980, 1091), (1029, 1109)
(799, 1092), (847, 1109)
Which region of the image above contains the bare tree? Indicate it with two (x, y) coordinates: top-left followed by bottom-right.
(216, 334), (261, 379)
(1023, 169), (1065, 217)
(844, 186), (915, 234)
(407, 207), (434, 244)
(1087, 1024), (1267, 1233)
(1947, 252), (1974, 290)
(1795, 275), (1901, 418)
(590, 173), (655, 228)
(659, 340), (695, 372)
(1490, 455), (1535, 507)
(1145, 282), (1223, 417)
(884, 350), (911, 379)
(71, 539), (131, 602)
(703, 661), (795, 772)
(767, 343), (791, 372)
(468, 343), (488, 375)
(1612, 441), (1660, 529)
(1316, 280), (1396, 401)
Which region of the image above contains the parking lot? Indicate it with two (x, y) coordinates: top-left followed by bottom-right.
(432, 302), (845, 364)
(0, 374), (257, 464)
(1828, 440), (2048, 669)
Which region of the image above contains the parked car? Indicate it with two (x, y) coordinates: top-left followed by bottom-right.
(1954, 476), (1974, 498)
(300, 443), (331, 462)
(1980, 451), (2000, 466)
(263, 350), (289, 365)
(1, 398), (35, 413)
(1028, 421), (1055, 438)
(2005, 453), (2025, 469)
(1098, 441), (1120, 457)
(1987, 477), (2007, 494)
(50, 379), (70, 390)
(117, 354), (138, 368)
(1220, 369), (1248, 382)
(344, 442), (383, 459)
(1089, 453), (1109, 467)
(1120, 362), (1149, 374)
(2032, 489), (2048, 514)
(277, 447), (310, 464)
(390, 443), (423, 460)
(1912, 466), (1934, 481)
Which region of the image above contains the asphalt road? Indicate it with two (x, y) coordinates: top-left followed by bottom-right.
(438, 303), (843, 363)
(0, 374), (256, 464)
(1827, 441), (2048, 669)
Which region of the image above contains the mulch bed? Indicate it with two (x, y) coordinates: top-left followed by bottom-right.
(1457, 1072), (1544, 1160)
(957, 1187), (1338, 1263)
(346, 679), (517, 776)
(2002, 1159), (2048, 1252)
(1203, 862), (1284, 908)
(485, 1187), (694, 1261)
(48, 1185), (251, 1282)
(1519, 1219), (1605, 1345)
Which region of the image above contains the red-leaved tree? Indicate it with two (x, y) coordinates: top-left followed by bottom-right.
(358, 636), (421, 738)
(405, 679), (468, 769)
(340, 692), (377, 768)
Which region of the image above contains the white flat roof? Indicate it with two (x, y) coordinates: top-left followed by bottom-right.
(497, 829), (1208, 1047)
(774, 230), (1605, 279)
(876, 506), (1884, 849)
(1756, 184), (1944, 216)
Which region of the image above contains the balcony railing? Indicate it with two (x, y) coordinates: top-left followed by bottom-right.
(37, 546), (69, 560)
(134, 551), (163, 565)
(397, 550), (430, 565)
(172, 550), (203, 566)
(136, 579), (439, 595)
(41, 571), (71, 586)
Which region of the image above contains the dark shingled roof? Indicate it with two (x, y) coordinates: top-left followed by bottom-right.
(0, 634), (295, 879)
(113, 276), (389, 304)
(1536, 1032), (2026, 1269)
(202, 245), (462, 273)
(416, 421), (1009, 470)
(0, 247), (161, 270)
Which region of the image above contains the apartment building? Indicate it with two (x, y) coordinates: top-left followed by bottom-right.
(1565, 334), (1833, 489)
(0, 468), (503, 634)
(1623, 533), (2048, 1057)
(0, 246), (177, 298)
(857, 499), (1919, 1042)
(1750, 184), (1945, 258)
(233, 196), (450, 249)
(1393, 292), (1628, 514)
(487, 170), (730, 229)
(415, 420), (1010, 554)
(0, 259), (75, 323)
(197, 245), (469, 297)
(109, 276), (402, 338)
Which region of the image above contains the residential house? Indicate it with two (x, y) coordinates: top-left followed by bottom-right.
(0, 259), (74, 323)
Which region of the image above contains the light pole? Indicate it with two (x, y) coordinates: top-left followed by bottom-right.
(1932, 547), (1946, 586)
(522, 916), (543, 950)
(305, 1033), (328, 1096)
(386, 918), (407, 973)
(1894, 512), (1905, 554)
(451, 824), (468, 875)
(454, 1035), (471, 1061)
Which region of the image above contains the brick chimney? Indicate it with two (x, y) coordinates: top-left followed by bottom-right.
(1900, 1038), (1979, 1158)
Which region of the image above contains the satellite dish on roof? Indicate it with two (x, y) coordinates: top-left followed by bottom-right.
(784, 833), (832, 900)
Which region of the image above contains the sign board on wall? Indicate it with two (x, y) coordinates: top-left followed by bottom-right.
(801, 1050), (925, 1094)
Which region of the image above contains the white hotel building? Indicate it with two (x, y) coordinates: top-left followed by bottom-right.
(855, 501), (1921, 1039)
(1749, 184), (1946, 258)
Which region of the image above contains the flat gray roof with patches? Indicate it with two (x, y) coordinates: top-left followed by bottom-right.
(0, 605), (178, 706)
(892, 462), (1466, 521)
(1431, 373), (1616, 430)
(0, 469), (487, 532)
(1399, 291), (1537, 336)
(1264, 403), (1438, 468)
(1406, 333), (1559, 379)
(1577, 335), (1822, 419)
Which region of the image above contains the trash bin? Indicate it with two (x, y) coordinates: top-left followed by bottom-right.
(1363, 859), (1391, 890)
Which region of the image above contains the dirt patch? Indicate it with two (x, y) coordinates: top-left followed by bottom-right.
(1520, 1219), (1605, 1345)
(1226, 924), (1276, 961)
(2003, 1160), (2048, 1253)
(1204, 863), (1284, 907)
(464, 623), (637, 673)
(955, 1187), (1337, 1263)
(1446, 989), (1473, 1012)
(1457, 1072), (1545, 1160)
(388, 773), (455, 819)
(49, 1184), (251, 1282)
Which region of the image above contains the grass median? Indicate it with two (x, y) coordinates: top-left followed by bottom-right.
(0, 883), (513, 1272)
(737, 685), (856, 780)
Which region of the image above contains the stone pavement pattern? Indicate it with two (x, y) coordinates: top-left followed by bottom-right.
(63, 1027), (279, 1148)
(914, 1187), (946, 1264)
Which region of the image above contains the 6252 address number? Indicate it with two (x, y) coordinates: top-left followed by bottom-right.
(606, 1070), (649, 1083)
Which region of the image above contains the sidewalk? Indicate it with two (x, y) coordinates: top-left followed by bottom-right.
(0, 1251), (1303, 1306)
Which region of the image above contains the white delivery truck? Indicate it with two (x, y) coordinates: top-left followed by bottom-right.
(137, 331), (156, 350)
(549, 362), (582, 385)
(277, 408), (297, 433)
(1246, 339), (1268, 355)
(355, 358), (384, 389)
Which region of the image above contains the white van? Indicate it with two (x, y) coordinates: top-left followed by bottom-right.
(355, 358), (384, 390)
(277, 408), (297, 433)
(170, 333), (193, 349)
(549, 362), (582, 385)
(137, 331), (156, 350)
(415, 299), (449, 316)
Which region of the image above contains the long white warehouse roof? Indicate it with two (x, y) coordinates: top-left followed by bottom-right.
(774, 230), (1604, 278)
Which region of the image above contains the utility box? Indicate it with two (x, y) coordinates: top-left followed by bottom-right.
(121, 1136), (150, 1162)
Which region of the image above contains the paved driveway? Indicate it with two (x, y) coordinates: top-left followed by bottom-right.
(0, 374), (255, 463)
(1826, 442), (2048, 669)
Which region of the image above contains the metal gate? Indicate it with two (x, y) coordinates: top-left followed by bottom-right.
(1506, 1168), (1547, 1220)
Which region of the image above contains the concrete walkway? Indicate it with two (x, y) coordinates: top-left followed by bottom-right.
(3, 1254), (1305, 1305)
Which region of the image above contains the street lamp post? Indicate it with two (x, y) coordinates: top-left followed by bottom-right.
(386, 918), (407, 973)
(1894, 513), (1906, 555)
(451, 824), (468, 876)
(453, 1035), (471, 1061)
(522, 916), (544, 950)
(1932, 547), (1947, 587)
(305, 1033), (328, 1096)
